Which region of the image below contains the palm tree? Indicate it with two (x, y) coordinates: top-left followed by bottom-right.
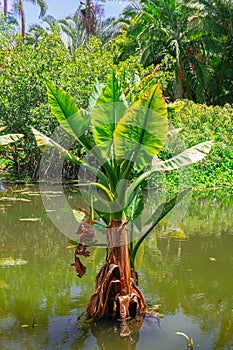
(184, 0), (233, 105)
(114, 0), (208, 102)
(58, 16), (88, 58)
(13, 0), (47, 37)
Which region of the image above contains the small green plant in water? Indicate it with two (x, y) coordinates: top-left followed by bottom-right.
(175, 331), (194, 349)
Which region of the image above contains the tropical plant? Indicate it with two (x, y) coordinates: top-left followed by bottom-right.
(0, 126), (23, 146)
(31, 72), (213, 332)
(0, 31), (115, 179)
(114, 0), (208, 102)
(0, 126), (24, 171)
(184, 0), (233, 105)
(13, 0), (47, 37)
(0, 12), (17, 36)
(58, 16), (88, 59)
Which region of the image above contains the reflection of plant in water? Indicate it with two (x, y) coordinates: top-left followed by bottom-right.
(180, 189), (233, 237)
(0, 280), (8, 312)
(139, 230), (233, 349)
(91, 319), (142, 350)
(0, 189), (233, 348)
(0, 196), (97, 348)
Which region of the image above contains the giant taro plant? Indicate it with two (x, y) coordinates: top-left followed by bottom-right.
(31, 72), (213, 331)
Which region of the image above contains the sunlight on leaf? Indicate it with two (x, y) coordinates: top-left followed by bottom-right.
(152, 140), (214, 170)
(114, 84), (168, 167)
(0, 133), (24, 146)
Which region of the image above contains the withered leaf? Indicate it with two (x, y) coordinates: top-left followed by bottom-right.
(77, 222), (95, 243)
(71, 257), (86, 278)
(75, 243), (90, 257)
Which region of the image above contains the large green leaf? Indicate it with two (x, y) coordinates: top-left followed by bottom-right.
(31, 127), (110, 187)
(31, 127), (77, 161)
(130, 190), (189, 268)
(92, 72), (128, 158)
(114, 84), (168, 167)
(152, 140), (214, 170)
(125, 140), (213, 206)
(0, 134), (24, 146)
(46, 82), (90, 145)
(88, 79), (105, 114)
(125, 188), (144, 222)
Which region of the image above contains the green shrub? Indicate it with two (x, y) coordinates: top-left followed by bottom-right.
(0, 30), (115, 179)
(167, 101), (233, 188)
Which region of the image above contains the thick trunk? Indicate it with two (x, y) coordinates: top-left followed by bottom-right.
(87, 219), (146, 330)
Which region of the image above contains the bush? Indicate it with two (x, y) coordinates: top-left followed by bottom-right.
(167, 101), (233, 188)
(0, 29), (115, 179)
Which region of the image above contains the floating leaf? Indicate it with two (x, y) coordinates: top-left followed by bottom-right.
(175, 331), (194, 348)
(0, 258), (27, 267)
(0, 197), (31, 202)
(174, 331), (190, 342)
(209, 257), (217, 262)
(19, 218), (41, 222)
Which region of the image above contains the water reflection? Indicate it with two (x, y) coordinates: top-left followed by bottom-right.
(0, 187), (232, 349)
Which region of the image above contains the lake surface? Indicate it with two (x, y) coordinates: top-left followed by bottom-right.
(0, 186), (233, 350)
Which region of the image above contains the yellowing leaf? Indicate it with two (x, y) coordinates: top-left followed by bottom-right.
(0, 134), (24, 146)
(114, 84), (168, 167)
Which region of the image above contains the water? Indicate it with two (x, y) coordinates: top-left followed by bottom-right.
(0, 186), (232, 350)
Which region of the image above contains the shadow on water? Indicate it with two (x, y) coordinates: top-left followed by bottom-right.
(0, 186), (233, 349)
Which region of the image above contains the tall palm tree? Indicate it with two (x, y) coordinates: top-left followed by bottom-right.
(14, 0), (47, 37)
(184, 0), (233, 104)
(58, 15), (88, 58)
(115, 0), (208, 102)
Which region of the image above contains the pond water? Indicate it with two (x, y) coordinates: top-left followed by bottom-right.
(0, 186), (233, 350)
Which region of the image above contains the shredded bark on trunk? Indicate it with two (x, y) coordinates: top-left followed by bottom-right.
(87, 219), (146, 329)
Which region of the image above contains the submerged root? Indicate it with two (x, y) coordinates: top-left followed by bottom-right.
(86, 219), (146, 335)
(87, 261), (146, 325)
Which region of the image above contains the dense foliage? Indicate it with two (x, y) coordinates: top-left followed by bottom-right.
(0, 30), (115, 178)
(113, 0), (233, 105)
(0, 0), (232, 188)
(167, 101), (233, 189)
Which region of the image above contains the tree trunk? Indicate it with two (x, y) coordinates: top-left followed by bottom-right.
(175, 68), (184, 100)
(19, 0), (25, 37)
(4, 0), (7, 16)
(87, 219), (146, 331)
